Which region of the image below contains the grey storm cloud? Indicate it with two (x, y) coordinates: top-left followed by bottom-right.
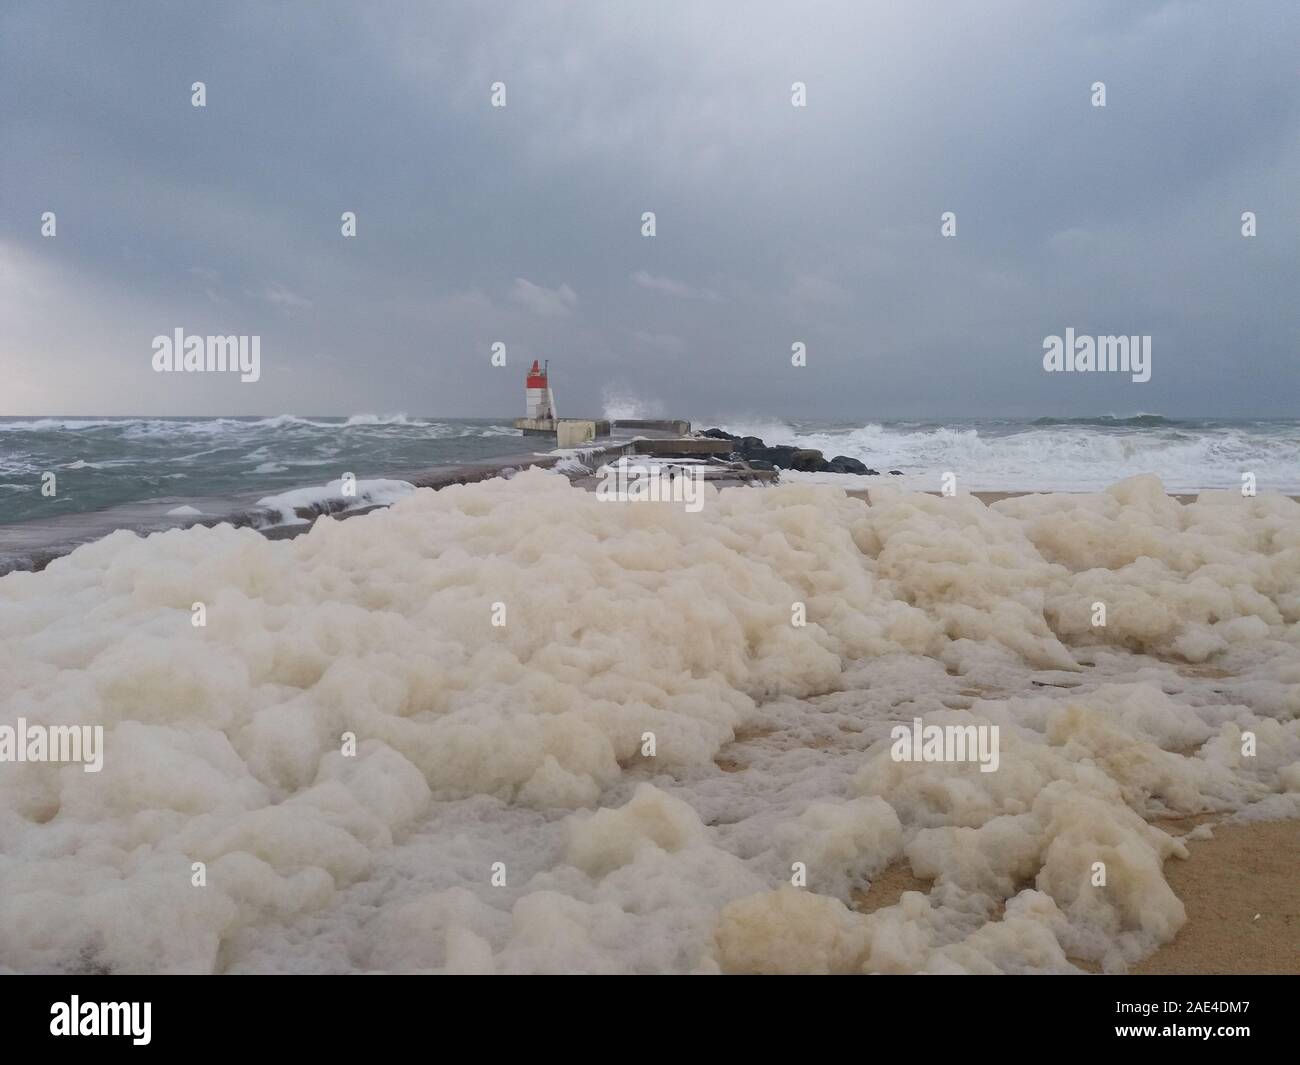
(0, 0), (1297, 419)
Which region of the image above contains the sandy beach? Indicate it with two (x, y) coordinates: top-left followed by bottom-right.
(1134, 819), (1300, 974)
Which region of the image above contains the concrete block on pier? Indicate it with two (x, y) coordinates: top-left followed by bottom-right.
(634, 438), (733, 455)
(557, 420), (600, 448)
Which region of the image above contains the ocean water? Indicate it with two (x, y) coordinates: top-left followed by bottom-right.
(0, 414), (525, 525)
(5, 414), (1297, 523)
(0, 415), (530, 570)
(2, 413), (1297, 571)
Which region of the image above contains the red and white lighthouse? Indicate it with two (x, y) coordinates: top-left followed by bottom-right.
(525, 360), (556, 420)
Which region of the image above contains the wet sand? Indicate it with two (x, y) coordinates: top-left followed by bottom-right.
(1133, 819), (1300, 975)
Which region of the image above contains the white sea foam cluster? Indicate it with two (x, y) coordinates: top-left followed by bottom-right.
(0, 471), (1296, 973)
(255, 478), (415, 526)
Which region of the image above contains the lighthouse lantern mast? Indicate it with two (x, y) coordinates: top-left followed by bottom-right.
(525, 360), (554, 420)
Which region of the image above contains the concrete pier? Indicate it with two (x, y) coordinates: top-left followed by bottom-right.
(633, 438), (732, 455)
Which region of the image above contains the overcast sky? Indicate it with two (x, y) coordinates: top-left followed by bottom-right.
(1, 0), (1297, 420)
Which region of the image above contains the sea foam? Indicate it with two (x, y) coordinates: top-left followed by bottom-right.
(0, 471), (1296, 973)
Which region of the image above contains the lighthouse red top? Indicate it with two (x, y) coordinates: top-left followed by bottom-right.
(526, 360), (548, 389)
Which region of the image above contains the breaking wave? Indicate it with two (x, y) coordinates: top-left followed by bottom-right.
(713, 418), (1300, 493)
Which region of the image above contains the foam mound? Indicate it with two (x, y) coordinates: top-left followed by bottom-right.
(0, 471), (1296, 973)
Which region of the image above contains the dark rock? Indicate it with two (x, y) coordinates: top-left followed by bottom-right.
(889, 470), (903, 476)
(729, 435), (887, 475)
(790, 449), (826, 472)
(738, 444), (796, 466)
(828, 455), (870, 475)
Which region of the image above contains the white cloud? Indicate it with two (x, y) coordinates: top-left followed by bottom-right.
(190, 266), (228, 305)
(787, 273), (850, 307)
(255, 282), (313, 311)
(629, 329), (687, 356)
(509, 278), (578, 317)
(631, 270), (720, 301)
